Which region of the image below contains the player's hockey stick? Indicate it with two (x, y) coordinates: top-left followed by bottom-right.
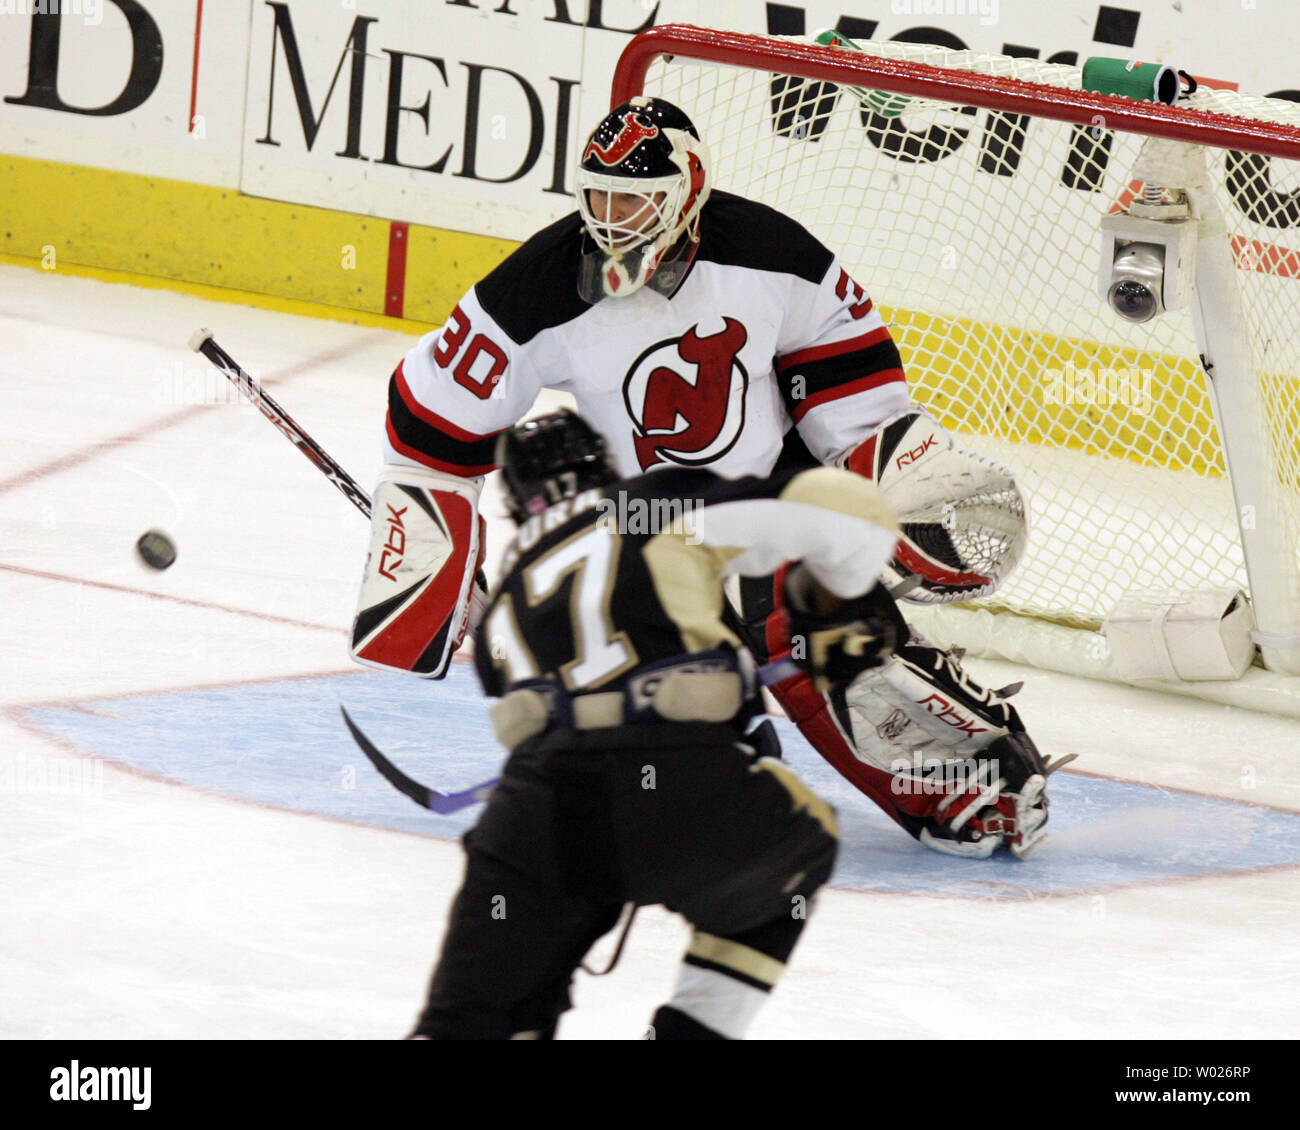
(188, 329), (373, 519)
(340, 706), (499, 814)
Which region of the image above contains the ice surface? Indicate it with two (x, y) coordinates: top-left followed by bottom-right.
(1, 266), (1296, 1039)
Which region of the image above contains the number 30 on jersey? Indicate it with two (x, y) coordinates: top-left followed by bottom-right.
(434, 304), (510, 401)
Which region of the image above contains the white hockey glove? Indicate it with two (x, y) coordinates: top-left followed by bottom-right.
(351, 466), (484, 678)
(843, 406), (1027, 603)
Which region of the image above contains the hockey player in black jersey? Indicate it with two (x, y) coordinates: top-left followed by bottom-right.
(354, 96), (1053, 859)
(411, 410), (905, 1040)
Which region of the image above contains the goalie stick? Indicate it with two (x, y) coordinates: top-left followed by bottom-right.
(188, 329), (373, 518)
(340, 705), (499, 814)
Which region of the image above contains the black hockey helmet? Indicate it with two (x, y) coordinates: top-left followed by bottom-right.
(575, 96), (711, 301)
(496, 410), (619, 524)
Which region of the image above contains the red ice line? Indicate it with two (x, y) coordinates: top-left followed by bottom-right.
(0, 561), (346, 635)
(0, 334), (381, 496)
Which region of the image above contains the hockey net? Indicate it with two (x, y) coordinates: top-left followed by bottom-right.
(618, 26), (1300, 710)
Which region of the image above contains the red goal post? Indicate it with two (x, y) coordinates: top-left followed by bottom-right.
(609, 24), (1300, 714)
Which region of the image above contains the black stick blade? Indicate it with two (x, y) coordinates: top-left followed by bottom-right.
(339, 705), (497, 814)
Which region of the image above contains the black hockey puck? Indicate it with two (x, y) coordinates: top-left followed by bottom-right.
(136, 529), (177, 570)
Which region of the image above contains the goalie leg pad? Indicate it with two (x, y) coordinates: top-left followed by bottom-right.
(765, 648), (1020, 842)
(743, 570), (1051, 855)
(351, 467), (482, 678)
(764, 669), (922, 837)
(835, 641), (1052, 848)
(836, 642), (1018, 770)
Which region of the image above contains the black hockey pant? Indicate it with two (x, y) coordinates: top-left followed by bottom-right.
(412, 722), (838, 1039)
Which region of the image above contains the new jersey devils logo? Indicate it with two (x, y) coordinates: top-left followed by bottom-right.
(623, 319), (749, 470)
(585, 110), (659, 167)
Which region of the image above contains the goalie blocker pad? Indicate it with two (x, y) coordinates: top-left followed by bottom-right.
(351, 467), (482, 678)
(843, 407), (1027, 603)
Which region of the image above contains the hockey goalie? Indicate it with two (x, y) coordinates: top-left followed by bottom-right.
(351, 95), (1059, 858)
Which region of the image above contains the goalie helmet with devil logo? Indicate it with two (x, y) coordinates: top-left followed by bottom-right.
(575, 96), (711, 302)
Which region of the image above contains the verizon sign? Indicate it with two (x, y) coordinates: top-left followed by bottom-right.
(241, 1), (658, 241)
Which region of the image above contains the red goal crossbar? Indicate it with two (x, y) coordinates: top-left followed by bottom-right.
(611, 24), (1300, 161)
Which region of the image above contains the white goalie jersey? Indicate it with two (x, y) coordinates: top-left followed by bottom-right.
(355, 190), (1026, 681)
(383, 191), (911, 482)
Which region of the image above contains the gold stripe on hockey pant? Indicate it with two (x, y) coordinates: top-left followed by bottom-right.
(687, 932), (786, 989)
(750, 757), (839, 838)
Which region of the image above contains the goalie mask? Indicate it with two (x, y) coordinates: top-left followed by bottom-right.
(496, 410), (620, 524)
(575, 96), (711, 303)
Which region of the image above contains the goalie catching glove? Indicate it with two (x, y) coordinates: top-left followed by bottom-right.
(843, 406), (1027, 603)
(351, 466), (486, 679)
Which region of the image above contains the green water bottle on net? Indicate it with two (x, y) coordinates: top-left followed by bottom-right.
(814, 28), (912, 118)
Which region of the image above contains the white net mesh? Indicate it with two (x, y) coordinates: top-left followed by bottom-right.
(643, 36), (1300, 636)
